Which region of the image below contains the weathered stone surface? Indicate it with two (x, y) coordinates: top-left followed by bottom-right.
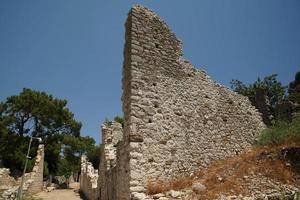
(98, 122), (124, 200)
(46, 186), (55, 192)
(53, 176), (68, 189)
(152, 193), (165, 199)
(1, 187), (18, 200)
(168, 190), (183, 198)
(94, 5), (265, 200)
(1, 144), (44, 199)
(79, 155), (98, 200)
(192, 182), (206, 194)
(118, 5), (264, 200)
(0, 169), (15, 190)
(22, 144), (44, 195)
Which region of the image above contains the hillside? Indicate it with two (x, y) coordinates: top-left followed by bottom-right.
(147, 144), (299, 199)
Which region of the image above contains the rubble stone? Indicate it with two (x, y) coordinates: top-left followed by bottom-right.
(79, 155), (98, 200)
(192, 182), (206, 194)
(0, 144), (44, 199)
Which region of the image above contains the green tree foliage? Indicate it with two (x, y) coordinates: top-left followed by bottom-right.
(44, 135), (62, 175)
(114, 115), (124, 127)
(59, 135), (98, 175)
(0, 133), (37, 174)
(86, 144), (101, 169)
(230, 74), (286, 123)
(288, 71), (300, 105)
(0, 88), (99, 176)
(256, 116), (300, 146)
(2, 88), (81, 137)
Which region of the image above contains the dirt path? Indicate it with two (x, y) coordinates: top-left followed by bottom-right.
(35, 183), (83, 200)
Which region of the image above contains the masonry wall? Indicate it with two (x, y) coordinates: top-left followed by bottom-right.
(1, 144), (44, 199)
(98, 122), (123, 200)
(121, 5), (265, 199)
(80, 155), (98, 200)
(0, 168), (16, 190)
(23, 144), (44, 195)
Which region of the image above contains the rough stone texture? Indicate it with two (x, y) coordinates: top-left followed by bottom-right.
(80, 155), (98, 200)
(98, 122), (123, 200)
(192, 182), (206, 194)
(1, 144), (44, 200)
(93, 5), (265, 200)
(23, 144), (44, 195)
(214, 180), (300, 200)
(0, 187), (18, 200)
(119, 5), (265, 199)
(0, 169), (16, 190)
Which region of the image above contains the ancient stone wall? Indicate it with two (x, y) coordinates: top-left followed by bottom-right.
(80, 155), (98, 200)
(119, 5), (265, 199)
(98, 122), (123, 200)
(0, 168), (16, 191)
(23, 144), (44, 195)
(1, 144), (44, 199)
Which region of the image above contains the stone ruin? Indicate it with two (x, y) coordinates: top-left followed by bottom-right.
(80, 155), (99, 200)
(0, 169), (16, 192)
(80, 5), (265, 200)
(98, 122), (123, 200)
(0, 144), (44, 200)
(79, 122), (123, 200)
(23, 144), (44, 195)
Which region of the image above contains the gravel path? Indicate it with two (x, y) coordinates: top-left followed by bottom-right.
(35, 183), (83, 200)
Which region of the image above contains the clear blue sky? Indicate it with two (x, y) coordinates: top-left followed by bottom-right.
(1, 1), (299, 143)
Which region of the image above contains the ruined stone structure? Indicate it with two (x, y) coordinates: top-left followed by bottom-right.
(93, 5), (265, 200)
(117, 5), (264, 199)
(22, 144), (44, 195)
(98, 122), (123, 200)
(1, 144), (44, 199)
(80, 155), (99, 200)
(0, 169), (16, 191)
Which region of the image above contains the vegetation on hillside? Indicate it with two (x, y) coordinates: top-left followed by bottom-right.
(147, 145), (300, 198)
(231, 74), (286, 117)
(231, 71), (300, 125)
(289, 71), (300, 105)
(231, 71), (300, 146)
(256, 116), (300, 146)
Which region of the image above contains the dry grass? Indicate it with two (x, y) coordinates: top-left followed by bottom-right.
(147, 176), (194, 195)
(147, 142), (300, 199)
(199, 144), (299, 199)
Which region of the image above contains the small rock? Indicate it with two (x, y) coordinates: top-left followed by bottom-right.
(131, 55), (143, 63)
(183, 189), (193, 195)
(217, 176), (224, 182)
(153, 193), (165, 199)
(192, 182), (206, 194)
(130, 186), (145, 192)
(132, 192), (147, 200)
(46, 186), (55, 192)
(158, 197), (169, 200)
(218, 195), (227, 200)
(168, 190), (182, 198)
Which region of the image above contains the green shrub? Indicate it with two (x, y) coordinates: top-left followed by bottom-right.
(114, 116), (124, 127)
(256, 116), (300, 146)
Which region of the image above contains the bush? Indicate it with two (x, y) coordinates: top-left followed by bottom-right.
(256, 116), (300, 146)
(114, 116), (124, 127)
